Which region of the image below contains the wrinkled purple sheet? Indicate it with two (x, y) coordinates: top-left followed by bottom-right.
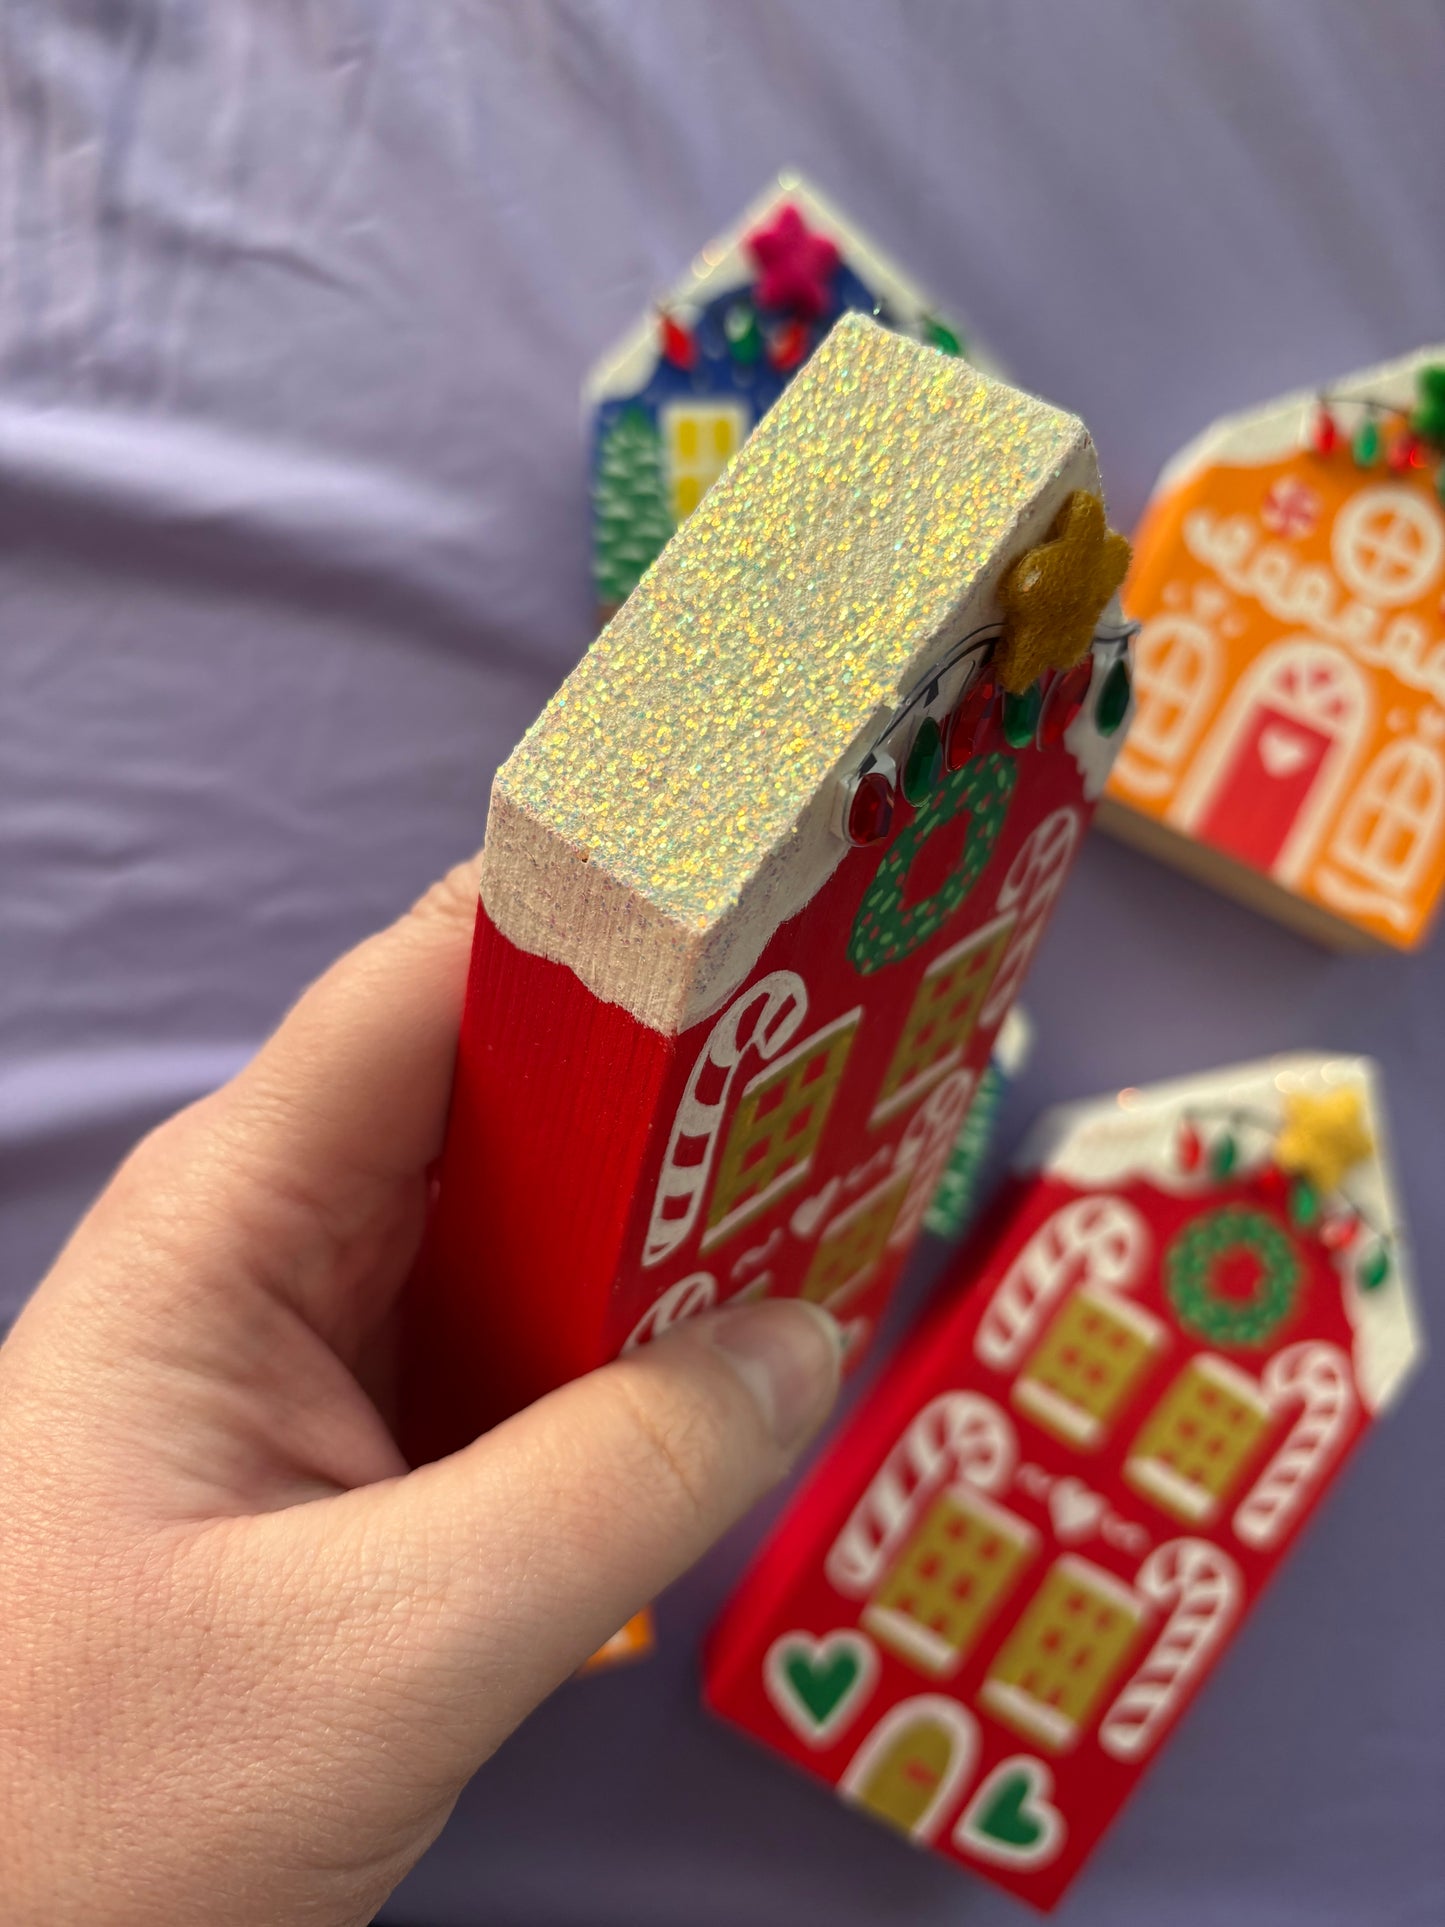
(2, 5), (1443, 1922)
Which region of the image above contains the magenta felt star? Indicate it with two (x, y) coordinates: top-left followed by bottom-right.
(745, 204), (841, 321)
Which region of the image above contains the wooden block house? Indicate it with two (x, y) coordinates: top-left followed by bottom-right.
(1103, 346), (1445, 950)
(587, 171), (993, 619)
(403, 314), (1134, 1459)
(706, 1053), (1421, 1909)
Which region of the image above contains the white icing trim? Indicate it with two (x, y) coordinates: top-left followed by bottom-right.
(1098, 1539), (1241, 1761)
(584, 171), (1001, 408)
(1148, 344), (1445, 501)
(992, 1002), (1035, 1079)
(621, 1272), (717, 1350)
(826, 1392), (1017, 1597)
(975, 1194), (1153, 1373)
(642, 971), (808, 1268)
(1065, 611), (1135, 801)
(1013, 1053), (1423, 1414)
(1232, 1341), (1355, 1549)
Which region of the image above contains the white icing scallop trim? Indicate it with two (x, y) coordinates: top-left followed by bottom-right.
(1014, 1053), (1421, 1415)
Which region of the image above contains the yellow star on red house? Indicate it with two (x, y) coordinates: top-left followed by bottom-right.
(995, 490), (1132, 695)
(1276, 1089), (1374, 1195)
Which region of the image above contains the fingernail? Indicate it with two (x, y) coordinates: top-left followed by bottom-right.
(703, 1300), (844, 1453)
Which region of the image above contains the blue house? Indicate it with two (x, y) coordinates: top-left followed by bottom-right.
(587, 173), (996, 614)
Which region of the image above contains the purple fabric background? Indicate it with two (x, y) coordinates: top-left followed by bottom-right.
(2, 4), (1443, 1921)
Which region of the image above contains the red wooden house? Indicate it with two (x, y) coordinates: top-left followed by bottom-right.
(706, 1053), (1421, 1909)
(403, 315), (1135, 1458)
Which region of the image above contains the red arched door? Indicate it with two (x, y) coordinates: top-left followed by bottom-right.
(1193, 641), (1366, 876)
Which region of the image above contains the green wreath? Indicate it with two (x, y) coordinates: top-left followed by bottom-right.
(1166, 1207), (1302, 1349)
(848, 750), (1016, 976)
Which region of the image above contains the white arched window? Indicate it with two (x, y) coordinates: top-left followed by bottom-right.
(1128, 615), (1218, 768)
(1331, 739), (1444, 893)
(1331, 485), (1445, 608)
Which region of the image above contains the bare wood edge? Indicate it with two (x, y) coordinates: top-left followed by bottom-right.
(479, 772), (857, 1035)
(484, 446), (1097, 1037)
(1094, 798), (1397, 954)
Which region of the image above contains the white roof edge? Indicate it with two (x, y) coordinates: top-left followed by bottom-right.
(1150, 342), (1445, 501)
(583, 170), (995, 408)
(1014, 1052), (1423, 1416)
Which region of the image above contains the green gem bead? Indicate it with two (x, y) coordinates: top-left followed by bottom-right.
(1096, 658), (1131, 735)
(1290, 1177), (1319, 1228)
(1360, 1244), (1391, 1291)
(903, 716), (944, 805)
(1002, 686), (1041, 748)
(1412, 366), (1445, 443)
(724, 301), (762, 365)
(1211, 1133), (1238, 1179)
(1353, 417), (1382, 467)
(923, 314), (964, 357)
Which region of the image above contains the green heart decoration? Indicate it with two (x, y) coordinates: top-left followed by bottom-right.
(955, 1756), (1065, 1869)
(786, 1648), (857, 1723)
(764, 1630), (878, 1748)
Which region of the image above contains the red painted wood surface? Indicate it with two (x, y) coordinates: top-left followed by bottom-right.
(704, 1168), (1371, 1910)
(402, 922), (674, 1461)
(402, 710), (1102, 1461)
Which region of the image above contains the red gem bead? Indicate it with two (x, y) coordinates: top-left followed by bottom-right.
(1178, 1122), (1203, 1172)
(944, 672), (998, 769)
(768, 319), (810, 372)
(1321, 1212), (1360, 1251)
(1256, 1162), (1287, 1204)
(660, 312), (697, 370)
(1040, 656), (1094, 747)
(1310, 407), (1338, 456)
(1388, 431), (1421, 474)
(846, 770), (895, 846)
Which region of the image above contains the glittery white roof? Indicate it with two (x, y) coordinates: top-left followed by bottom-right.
(484, 316), (1105, 1032)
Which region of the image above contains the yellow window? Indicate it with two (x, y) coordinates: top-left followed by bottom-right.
(981, 1556), (1144, 1751)
(703, 1009), (860, 1250)
(661, 401), (750, 524)
(864, 1486), (1038, 1677)
(1125, 1354), (1272, 1525)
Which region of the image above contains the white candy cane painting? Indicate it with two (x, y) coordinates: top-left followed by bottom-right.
(706, 1054), (1421, 1911)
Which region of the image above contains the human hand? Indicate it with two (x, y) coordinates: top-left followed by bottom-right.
(0, 863), (842, 1927)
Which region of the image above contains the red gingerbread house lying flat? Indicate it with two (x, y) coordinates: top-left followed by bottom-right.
(403, 314), (1136, 1459)
(705, 1053), (1421, 1910)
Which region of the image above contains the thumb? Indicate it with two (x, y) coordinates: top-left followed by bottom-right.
(355, 1299), (841, 1774)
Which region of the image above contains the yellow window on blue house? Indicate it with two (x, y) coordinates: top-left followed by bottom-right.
(661, 401), (750, 521)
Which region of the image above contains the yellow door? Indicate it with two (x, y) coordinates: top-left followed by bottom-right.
(856, 1714), (956, 1834)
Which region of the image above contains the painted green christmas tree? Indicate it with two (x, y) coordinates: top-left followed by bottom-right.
(594, 407), (674, 607)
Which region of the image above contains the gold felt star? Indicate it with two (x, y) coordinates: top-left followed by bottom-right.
(1275, 1089), (1374, 1195)
(995, 490), (1132, 695)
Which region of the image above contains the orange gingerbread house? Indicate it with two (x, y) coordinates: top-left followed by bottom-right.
(1101, 346), (1445, 950)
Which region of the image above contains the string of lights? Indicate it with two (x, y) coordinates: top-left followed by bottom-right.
(1308, 363), (1445, 497)
(1173, 1103), (1394, 1290)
